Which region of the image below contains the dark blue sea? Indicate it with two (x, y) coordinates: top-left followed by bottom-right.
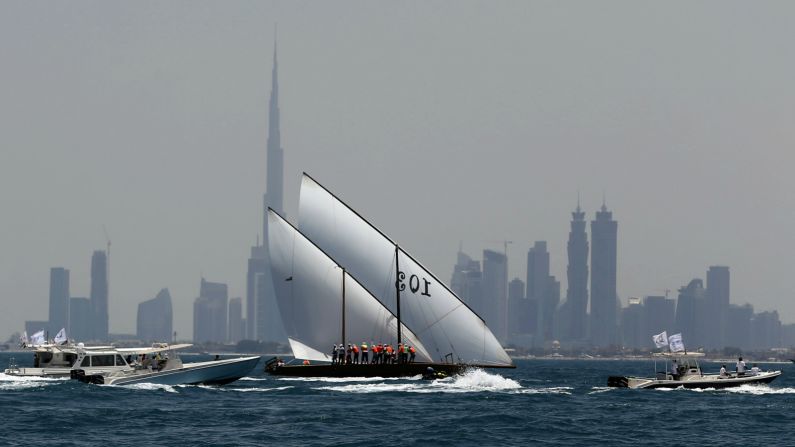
(1, 353), (792, 446)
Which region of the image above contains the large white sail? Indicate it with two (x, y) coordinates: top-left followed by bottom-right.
(268, 209), (432, 362)
(298, 174), (513, 366)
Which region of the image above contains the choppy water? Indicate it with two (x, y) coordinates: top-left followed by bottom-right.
(1, 353), (793, 446)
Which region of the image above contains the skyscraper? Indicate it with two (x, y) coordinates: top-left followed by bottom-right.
(451, 250), (483, 311)
(48, 267), (70, 335)
(137, 288), (173, 343)
(228, 297), (245, 343)
(705, 265), (730, 349)
(590, 202), (618, 347)
(69, 297), (91, 342)
(247, 38), (286, 343)
(193, 278), (228, 343)
(528, 241), (558, 343)
(90, 250), (108, 341)
(482, 249), (508, 342)
(565, 201), (589, 341)
(675, 279), (706, 347)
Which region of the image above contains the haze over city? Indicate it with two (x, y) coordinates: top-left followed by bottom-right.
(2, 1), (795, 341)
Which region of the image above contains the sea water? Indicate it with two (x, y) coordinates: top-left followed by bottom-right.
(0, 354), (792, 446)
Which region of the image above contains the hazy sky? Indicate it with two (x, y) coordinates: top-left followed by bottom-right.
(2, 1), (794, 340)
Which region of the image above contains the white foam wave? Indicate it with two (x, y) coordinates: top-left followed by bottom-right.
(0, 373), (67, 390)
(118, 383), (178, 393)
(516, 386), (573, 395)
(724, 384), (795, 395)
(588, 387), (614, 395)
(278, 376), (409, 383)
(314, 369), (525, 394)
(227, 386), (294, 393)
(238, 377), (270, 381)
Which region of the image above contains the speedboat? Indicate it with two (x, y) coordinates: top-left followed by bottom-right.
(71, 343), (260, 386)
(607, 352), (781, 389)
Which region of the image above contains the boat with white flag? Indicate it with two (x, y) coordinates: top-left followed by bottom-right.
(608, 331), (781, 389)
(607, 352), (781, 389)
(264, 174), (514, 377)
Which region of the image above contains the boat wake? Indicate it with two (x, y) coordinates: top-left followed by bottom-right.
(311, 369), (559, 394)
(0, 373), (66, 390)
(652, 384), (795, 394)
(119, 383), (178, 393)
(278, 375), (411, 383)
(224, 386), (295, 393)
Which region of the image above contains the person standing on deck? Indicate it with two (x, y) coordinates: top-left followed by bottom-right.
(374, 343), (382, 364)
(331, 345), (338, 365)
(736, 357), (747, 376)
(409, 346), (416, 363)
(346, 344), (352, 365)
(397, 343), (403, 364)
(352, 343), (360, 364)
(385, 344), (393, 364)
(361, 342), (369, 364)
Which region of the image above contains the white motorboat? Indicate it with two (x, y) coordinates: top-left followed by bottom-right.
(4, 342), (117, 378)
(71, 344), (260, 386)
(608, 352), (781, 389)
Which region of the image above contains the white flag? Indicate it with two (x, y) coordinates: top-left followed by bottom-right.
(652, 331), (668, 348)
(668, 333), (685, 353)
(30, 330), (46, 346)
(19, 331), (28, 347)
(54, 328), (68, 345)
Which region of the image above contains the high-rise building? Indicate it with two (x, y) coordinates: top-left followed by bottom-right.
(674, 279), (706, 347)
(90, 250), (109, 341)
(527, 242), (559, 343)
(705, 266), (730, 349)
(69, 297), (92, 341)
(726, 303), (753, 350)
(507, 278), (529, 335)
(590, 202), (618, 347)
(620, 297), (643, 349)
(137, 288), (173, 343)
(450, 250), (484, 318)
(48, 267), (70, 335)
(228, 297), (245, 343)
(564, 201), (589, 341)
(643, 295), (676, 348)
(193, 278), (229, 343)
(247, 39), (287, 343)
(482, 249), (508, 342)
(751, 310), (781, 349)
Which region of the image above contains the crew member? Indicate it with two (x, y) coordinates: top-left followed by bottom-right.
(331, 344), (338, 365)
(751, 363), (761, 375)
(385, 344), (393, 364)
(361, 342), (369, 364)
(409, 345), (416, 363)
(352, 343), (360, 364)
(719, 365), (728, 378)
(346, 344), (352, 365)
(397, 343), (403, 364)
(670, 359), (680, 380)
(736, 357), (746, 376)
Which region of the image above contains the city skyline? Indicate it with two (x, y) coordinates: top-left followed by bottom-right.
(3, 2), (795, 340)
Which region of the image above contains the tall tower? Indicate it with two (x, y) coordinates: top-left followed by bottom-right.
(706, 266), (730, 349)
(527, 241), (550, 343)
(482, 249), (508, 342)
(48, 267), (70, 335)
(590, 201), (618, 347)
(565, 200), (589, 341)
(247, 37), (287, 343)
(90, 250), (109, 341)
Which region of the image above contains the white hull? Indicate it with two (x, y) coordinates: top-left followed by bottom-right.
(611, 371), (781, 389)
(76, 356), (261, 386)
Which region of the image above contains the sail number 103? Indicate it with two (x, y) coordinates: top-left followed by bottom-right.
(396, 272), (431, 297)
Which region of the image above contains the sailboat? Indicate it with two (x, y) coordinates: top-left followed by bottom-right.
(264, 174), (514, 377)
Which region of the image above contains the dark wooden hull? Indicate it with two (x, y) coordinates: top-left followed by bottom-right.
(264, 360), (513, 378)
